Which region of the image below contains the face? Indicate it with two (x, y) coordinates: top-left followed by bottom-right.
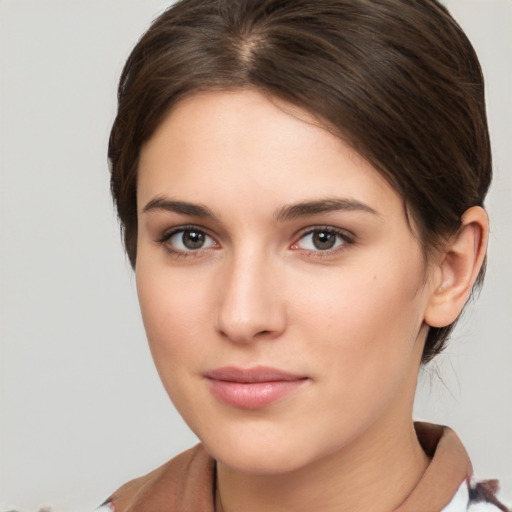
(136, 89), (435, 475)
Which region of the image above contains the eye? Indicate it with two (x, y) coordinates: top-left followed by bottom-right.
(159, 226), (218, 253)
(292, 227), (352, 252)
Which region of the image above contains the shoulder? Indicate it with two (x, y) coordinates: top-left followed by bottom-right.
(101, 444), (216, 512)
(402, 423), (509, 512)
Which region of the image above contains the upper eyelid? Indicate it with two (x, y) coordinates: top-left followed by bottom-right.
(157, 224), (215, 242)
(294, 225), (355, 241)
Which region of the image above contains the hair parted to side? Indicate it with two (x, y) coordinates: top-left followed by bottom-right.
(108, 0), (492, 364)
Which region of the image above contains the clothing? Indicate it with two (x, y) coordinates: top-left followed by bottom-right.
(100, 423), (508, 512)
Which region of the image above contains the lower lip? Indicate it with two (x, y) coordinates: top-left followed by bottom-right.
(207, 379), (307, 409)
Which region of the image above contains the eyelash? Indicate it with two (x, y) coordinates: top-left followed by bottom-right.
(156, 225), (355, 259)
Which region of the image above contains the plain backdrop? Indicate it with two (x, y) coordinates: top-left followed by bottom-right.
(0, 1), (510, 510)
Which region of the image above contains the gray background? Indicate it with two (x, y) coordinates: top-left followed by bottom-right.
(0, 1), (510, 510)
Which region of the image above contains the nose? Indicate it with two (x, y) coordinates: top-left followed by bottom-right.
(215, 249), (287, 344)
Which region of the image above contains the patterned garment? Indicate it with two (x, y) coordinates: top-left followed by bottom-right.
(99, 423), (509, 512)
(446, 480), (508, 512)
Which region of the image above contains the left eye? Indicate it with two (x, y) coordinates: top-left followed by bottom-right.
(294, 228), (349, 251)
(166, 228), (217, 251)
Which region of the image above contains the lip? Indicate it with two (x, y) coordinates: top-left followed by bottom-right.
(204, 366), (309, 409)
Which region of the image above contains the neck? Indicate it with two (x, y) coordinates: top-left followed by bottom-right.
(215, 416), (429, 512)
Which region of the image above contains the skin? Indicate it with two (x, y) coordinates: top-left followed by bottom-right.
(135, 89), (488, 512)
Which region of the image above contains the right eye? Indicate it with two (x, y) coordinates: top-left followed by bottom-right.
(159, 226), (218, 254)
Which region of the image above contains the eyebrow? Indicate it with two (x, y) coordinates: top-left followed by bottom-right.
(274, 198), (378, 222)
(142, 197), (216, 218)
(141, 196), (378, 221)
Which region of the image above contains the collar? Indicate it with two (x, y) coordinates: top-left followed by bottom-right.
(395, 422), (472, 512)
(107, 422), (472, 512)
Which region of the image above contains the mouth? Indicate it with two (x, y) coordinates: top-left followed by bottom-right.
(204, 366), (309, 409)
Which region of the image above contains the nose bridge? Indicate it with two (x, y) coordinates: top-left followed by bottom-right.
(216, 244), (285, 343)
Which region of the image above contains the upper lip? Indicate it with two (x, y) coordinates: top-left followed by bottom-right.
(205, 366), (307, 383)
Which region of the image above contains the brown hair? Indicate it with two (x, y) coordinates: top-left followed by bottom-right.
(108, 0), (492, 363)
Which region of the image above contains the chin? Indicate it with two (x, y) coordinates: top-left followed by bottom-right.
(213, 446), (309, 475)
(200, 426), (327, 476)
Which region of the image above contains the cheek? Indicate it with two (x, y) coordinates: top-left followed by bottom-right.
(135, 266), (216, 430)
(136, 263), (211, 375)
(291, 261), (427, 443)
(294, 253), (427, 381)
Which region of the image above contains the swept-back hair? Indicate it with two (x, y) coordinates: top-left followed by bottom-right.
(109, 0), (492, 363)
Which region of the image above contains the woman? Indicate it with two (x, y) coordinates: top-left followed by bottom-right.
(101, 0), (508, 510)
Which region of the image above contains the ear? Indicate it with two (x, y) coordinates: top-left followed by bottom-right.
(424, 206), (489, 328)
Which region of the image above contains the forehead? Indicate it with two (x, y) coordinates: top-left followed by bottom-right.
(137, 90), (400, 216)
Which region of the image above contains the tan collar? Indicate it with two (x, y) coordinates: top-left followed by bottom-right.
(108, 422), (472, 512)
(395, 422), (472, 511)
(108, 444), (215, 512)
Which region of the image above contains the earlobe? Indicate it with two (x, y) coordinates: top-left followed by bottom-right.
(424, 206), (489, 328)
